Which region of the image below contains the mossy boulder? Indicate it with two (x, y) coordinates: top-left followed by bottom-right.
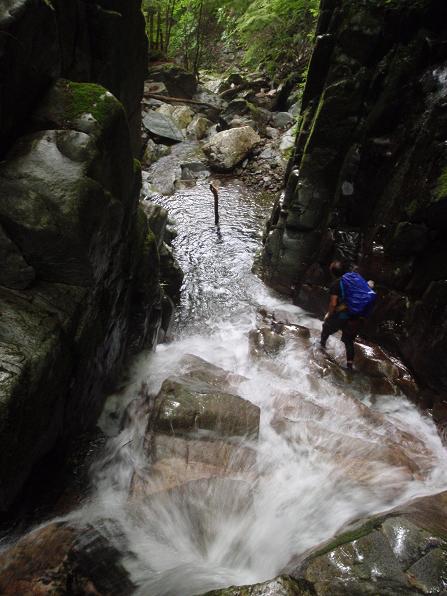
(0, 77), (166, 510)
(285, 490), (447, 595)
(152, 376), (260, 440)
(0, 0), (147, 157)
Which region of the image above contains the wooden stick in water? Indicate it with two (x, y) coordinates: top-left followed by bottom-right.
(210, 183), (219, 226)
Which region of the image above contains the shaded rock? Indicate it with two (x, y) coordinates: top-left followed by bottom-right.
(0, 224), (35, 289)
(143, 139), (206, 196)
(279, 126), (297, 158)
(249, 327), (286, 358)
(222, 99), (271, 133)
(266, 126), (280, 140)
(187, 115), (214, 140)
(181, 161), (210, 181)
(271, 112), (294, 129)
(355, 341), (419, 398)
(203, 126), (261, 172)
(143, 110), (184, 143)
(0, 521), (134, 595)
(218, 73), (249, 94)
(148, 63), (197, 99)
(144, 80), (169, 96)
(171, 105), (195, 130)
(142, 139), (171, 166)
(151, 376), (260, 440)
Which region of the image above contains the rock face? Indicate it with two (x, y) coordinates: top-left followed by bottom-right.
(203, 126), (261, 171)
(284, 490), (447, 595)
(202, 575), (313, 595)
(0, 521), (134, 595)
(0, 0), (147, 156)
(0, 5), (181, 511)
(261, 0), (447, 394)
(0, 79), (180, 511)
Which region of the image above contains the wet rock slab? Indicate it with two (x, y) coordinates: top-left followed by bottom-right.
(284, 490), (447, 595)
(202, 574), (313, 595)
(143, 110), (184, 143)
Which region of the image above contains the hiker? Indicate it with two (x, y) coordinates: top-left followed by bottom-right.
(320, 261), (376, 370)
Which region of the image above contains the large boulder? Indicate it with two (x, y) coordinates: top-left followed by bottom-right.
(143, 110), (184, 143)
(152, 376), (260, 439)
(203, 126), (261, 171)
(132, 358), (258, 497)
(147, 63), (198, 99)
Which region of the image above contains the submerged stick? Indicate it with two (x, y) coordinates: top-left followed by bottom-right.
(210, 183), (219, 226)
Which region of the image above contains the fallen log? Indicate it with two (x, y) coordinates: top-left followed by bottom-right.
(145, 93), (218, 111)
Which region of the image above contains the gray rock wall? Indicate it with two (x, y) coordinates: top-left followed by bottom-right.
(261, 0), (447, 396)
(0, 3), (181, 511)
(0, 0), (147, 156)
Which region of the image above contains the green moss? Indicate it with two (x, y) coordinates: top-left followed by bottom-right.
(64, 81), (121, 124)
(133, 158), (142, 174)
(309, 515), (387, 558)
(436, 167), (447, 200)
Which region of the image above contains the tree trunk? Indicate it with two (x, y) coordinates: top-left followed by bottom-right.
(193, 0), (204, 75)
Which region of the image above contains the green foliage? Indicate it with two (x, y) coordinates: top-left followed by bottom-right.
(231, 0), (318, 76)
(144, 0), (318, 78)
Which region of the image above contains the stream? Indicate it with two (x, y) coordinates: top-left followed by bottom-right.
(68, 180), (447, 595)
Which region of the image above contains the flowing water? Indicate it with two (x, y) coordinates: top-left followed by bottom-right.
(71, 180), (447, 595)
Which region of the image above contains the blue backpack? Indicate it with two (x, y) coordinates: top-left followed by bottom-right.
(340, 272), (376, 317)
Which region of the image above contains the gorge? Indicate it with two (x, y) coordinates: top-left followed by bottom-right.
(0, 0), (447, 595)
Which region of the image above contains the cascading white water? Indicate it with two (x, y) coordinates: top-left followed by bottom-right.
(70, 180), (447, 595)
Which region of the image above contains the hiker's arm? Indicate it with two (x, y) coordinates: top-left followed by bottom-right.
(325, 294), (338, 319)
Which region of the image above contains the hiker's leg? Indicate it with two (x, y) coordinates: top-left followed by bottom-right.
(320, 317), (341, 347)
(341, 319), (361, 368)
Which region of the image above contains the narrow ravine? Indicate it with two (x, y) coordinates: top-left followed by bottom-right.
(68, 180), (447, 596)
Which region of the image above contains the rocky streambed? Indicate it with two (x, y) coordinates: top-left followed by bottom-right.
(1, 168), (447, 595)
(140, 63), (298, 197)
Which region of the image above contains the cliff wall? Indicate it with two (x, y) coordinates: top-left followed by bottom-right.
(262, 0), (447, 395)
(0, 1), (180, 511)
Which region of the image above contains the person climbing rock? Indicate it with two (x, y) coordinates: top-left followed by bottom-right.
(320, 261), (376, 370)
